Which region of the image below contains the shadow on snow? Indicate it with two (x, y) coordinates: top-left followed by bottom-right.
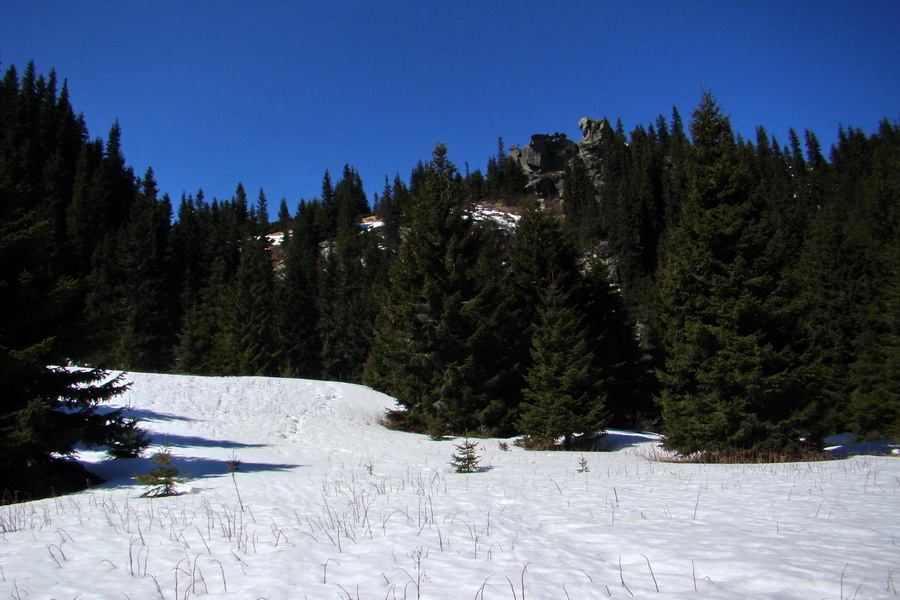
(85, 453), (303, 491)
(150, 432), (266, 450)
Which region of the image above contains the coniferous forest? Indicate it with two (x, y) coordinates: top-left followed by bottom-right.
(2, 62), (898, 489)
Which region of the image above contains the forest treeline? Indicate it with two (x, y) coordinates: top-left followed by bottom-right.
(2, 62), (898, 472)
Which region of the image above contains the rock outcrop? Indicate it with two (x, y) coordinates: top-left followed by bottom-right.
(576, 117), (610, 189)
(509, 117), (612, 199)
(509, 133), (577, 198)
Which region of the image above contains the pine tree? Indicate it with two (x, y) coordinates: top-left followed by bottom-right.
(334, 164), (369, 228)
(578, 259), (654, 430)
(254, 187), (269, 234)
(505, 202), (581, 425)
(794, 118), (900, 436)
(319, 169), (337, 237)
(377, 175), (401, 252)
(486, 137), (527, 204)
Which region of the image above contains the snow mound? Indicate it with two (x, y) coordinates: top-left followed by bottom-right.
(116, 372), (395, 441)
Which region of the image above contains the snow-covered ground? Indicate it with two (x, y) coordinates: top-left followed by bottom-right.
(2, 372), (898, 599)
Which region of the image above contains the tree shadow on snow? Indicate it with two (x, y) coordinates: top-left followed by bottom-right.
(97, 406), (197, 423)
(151, 432), (266, 450)
(129, 407), (198, 423)
(85, 454), (303, 491)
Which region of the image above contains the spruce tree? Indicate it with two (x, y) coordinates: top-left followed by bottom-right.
(505, 202), (581, 426)
(279, 200), (323, 378)
(135, 445), (186, 497)
(450, 437), (481, 473)
(319, 169), (337, 237)
(253, 188), (269, 234)
(276, 197), (291, 232)
(519, 281), (608, 447)
(318, 215), (382, 383)
(793, 119), (900, 437)
(364, 143), (509, 434)
(0, 185), (144, 495)
(213, 234), (279, 375)
(654, 91), (821, 456)
(846, 249), (900, 440)
(377, 175), (401, 252)
(113, 168), (173, 371)
(562, 155), (598, 243)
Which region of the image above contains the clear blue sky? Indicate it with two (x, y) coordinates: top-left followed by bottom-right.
(2, 1), (897, 213)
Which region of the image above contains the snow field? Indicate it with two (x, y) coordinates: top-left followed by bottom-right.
(1, 372), (898, 599)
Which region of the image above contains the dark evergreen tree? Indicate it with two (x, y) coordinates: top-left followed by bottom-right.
(135, 445), (185, 497)
(334, 164), (369, 229)
(253, 187), (269, 234)
(213, 234), (279, 375)
(792, 119), (900, 436)
(0, 183), (145, 496)
(317, 214), (382, 383)
(505, 202), (581, 425)
(846, 241), (900, 439)
(579, 259), (655, 430)
(562, 155), (598, 243)
(654, 92), (821, 456)
(660, 106), (691, 232)
(391, 172), (412, 223)
(377, 175), (401, 252)
(319, 169), (337, 237)
(113, 168), (173, 371)
(450, 437), (481, 472)
(173, 292), (218, 374)
(276, 197), (291, 232)
(100, 121), (135, 230)
(64, 138), (106, 271)
(278, 199), (322, 377)
(486, 137), (527, 204)
(364, 144), (511, 434)
(519, 281), (608, 447)
(233, 183), (249, 228)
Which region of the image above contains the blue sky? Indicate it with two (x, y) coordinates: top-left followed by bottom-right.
(2, 1), (897, 213)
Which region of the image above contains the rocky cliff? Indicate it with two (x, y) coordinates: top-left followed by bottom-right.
(509, 117), (611, 199)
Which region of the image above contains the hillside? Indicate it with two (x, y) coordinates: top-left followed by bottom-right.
(2, 372), (898, 599)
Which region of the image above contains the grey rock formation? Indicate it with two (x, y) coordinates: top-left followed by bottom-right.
(508, 118), (622, 293)
(509, 133), (577, 198)
(514, 133), (577, 173)
(509, 118), (612, 199)
(577, 117), (611, 189)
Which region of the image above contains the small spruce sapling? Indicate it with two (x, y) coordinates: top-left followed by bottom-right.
(135, 445), (186, 497)
(577, 454), (590, 473)
(451, 436), (481, 473)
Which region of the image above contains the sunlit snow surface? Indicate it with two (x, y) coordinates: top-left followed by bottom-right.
(2, 372), (898, 599)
